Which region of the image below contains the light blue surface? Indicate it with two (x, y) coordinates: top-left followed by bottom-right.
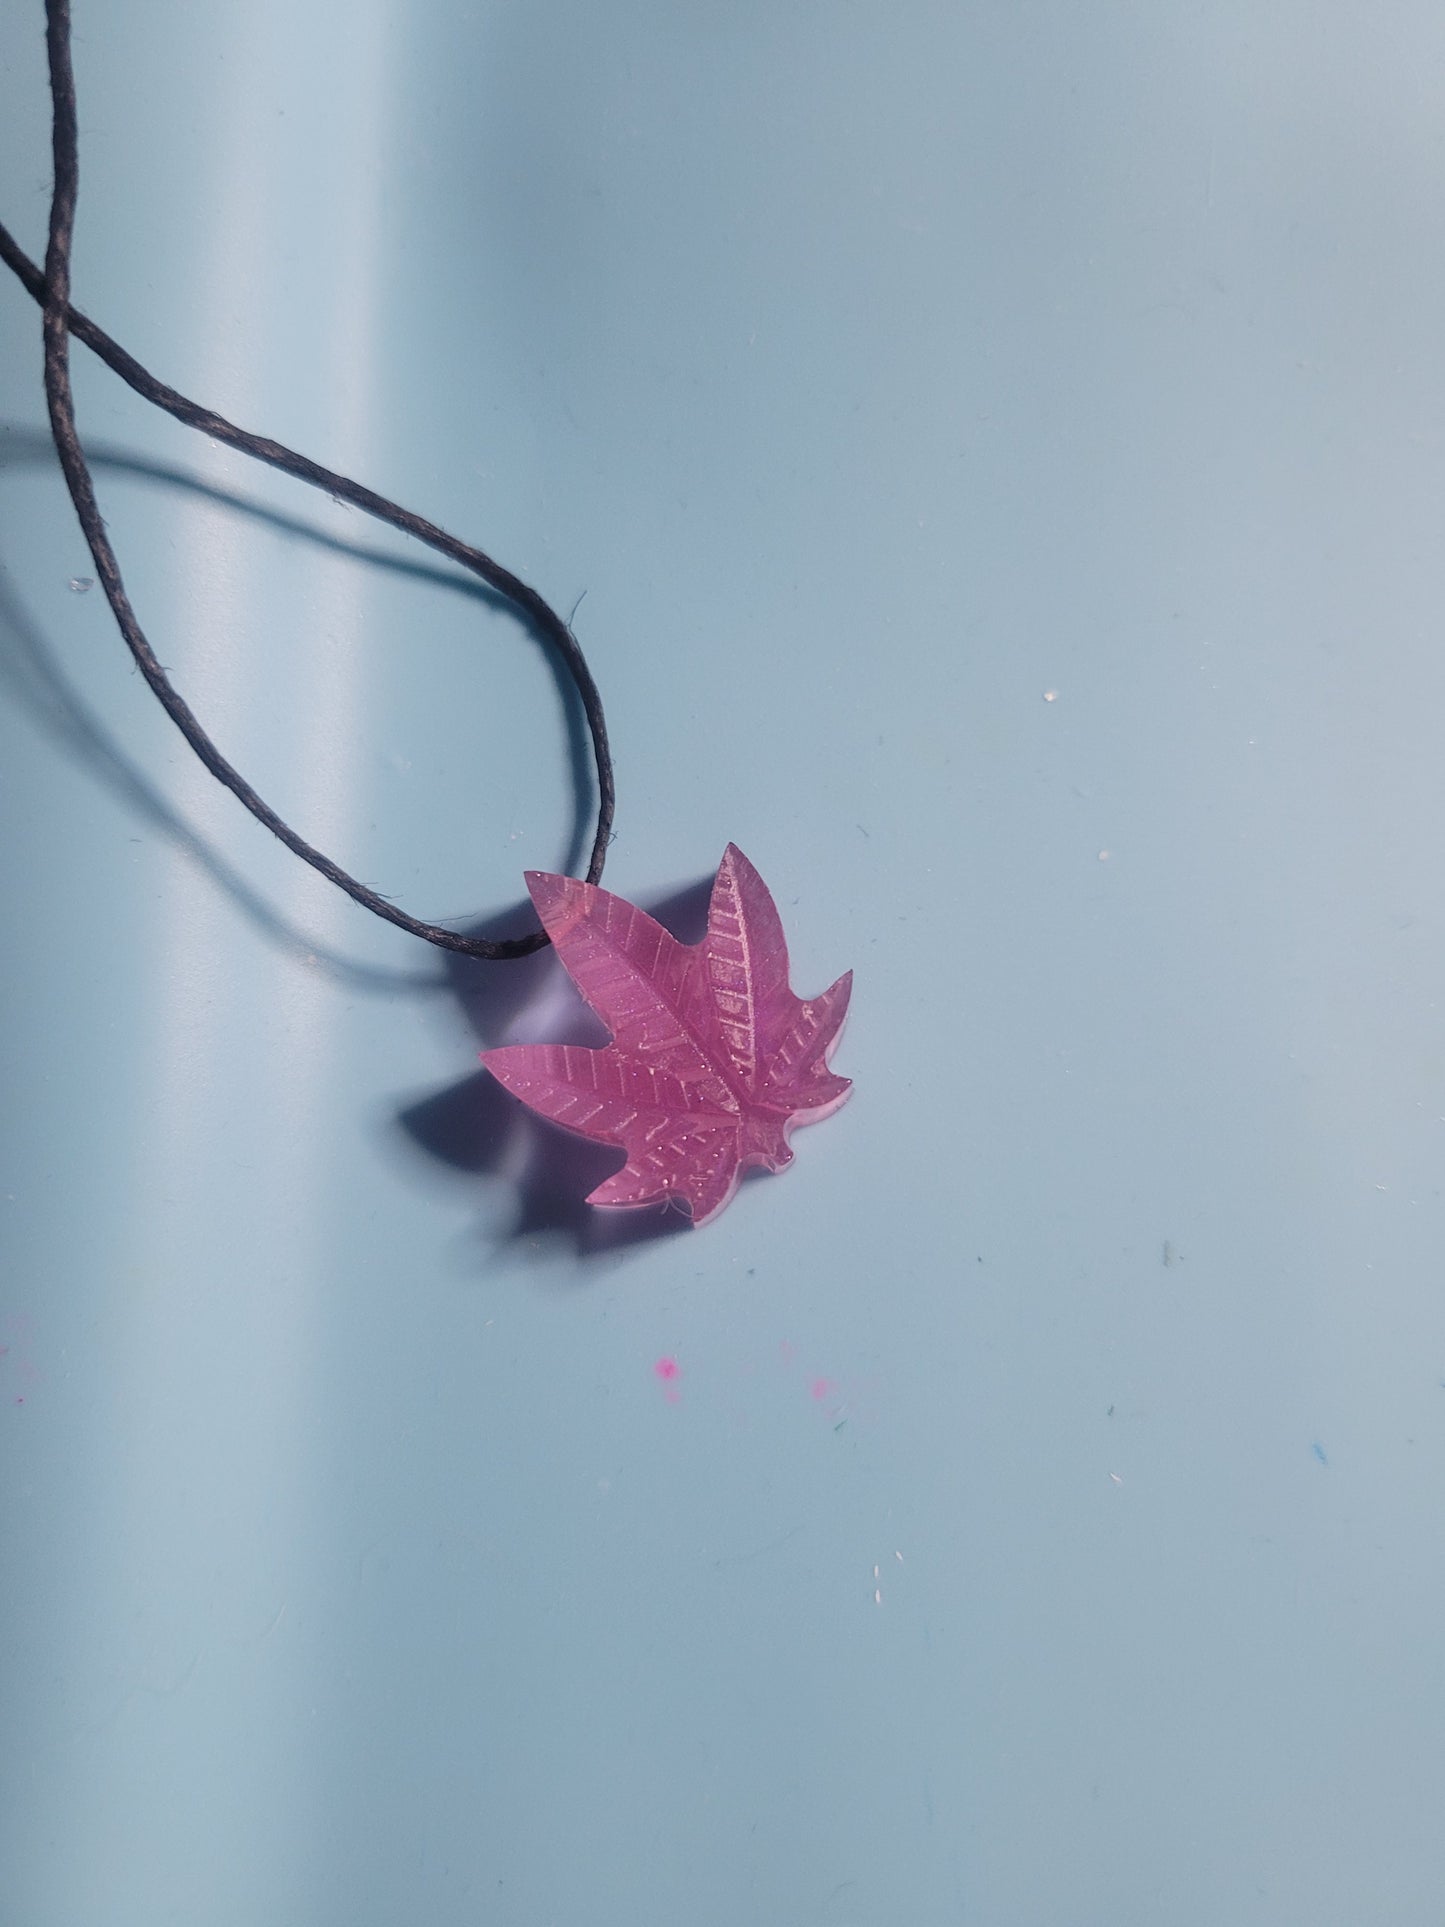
(5, 4), (1445, 1922)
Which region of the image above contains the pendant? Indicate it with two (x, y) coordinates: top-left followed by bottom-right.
(482, 846), (852, 1225)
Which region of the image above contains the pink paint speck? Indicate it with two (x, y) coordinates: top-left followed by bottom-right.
(653, 1357), (682, 1402)
(810, 1376), (835, 1401)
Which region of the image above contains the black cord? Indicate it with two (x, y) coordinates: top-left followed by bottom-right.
(16, 0), (614, 961)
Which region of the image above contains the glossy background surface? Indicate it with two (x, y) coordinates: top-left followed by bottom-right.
(5, 5), (1445, 1922)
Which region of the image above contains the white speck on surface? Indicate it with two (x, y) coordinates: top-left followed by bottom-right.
(1108, 1472), (1123, 1485)
(1098, 850), (1111, 863)
(1042, 688), (1059, 702)
(68, 576), (93, 593)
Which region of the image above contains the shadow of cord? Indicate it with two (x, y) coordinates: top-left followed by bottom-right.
(0, 424), (599, 989)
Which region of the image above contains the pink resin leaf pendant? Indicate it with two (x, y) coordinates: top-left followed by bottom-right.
(481, 846), (852, 1226)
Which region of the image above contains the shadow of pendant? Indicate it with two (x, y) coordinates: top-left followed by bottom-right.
(396, 876), (714, 1258)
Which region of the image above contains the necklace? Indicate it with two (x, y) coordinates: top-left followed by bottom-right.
(3, 0), (852, 1224)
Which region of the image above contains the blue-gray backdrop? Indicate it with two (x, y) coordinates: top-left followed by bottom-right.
(4, 4), (1445, 1922)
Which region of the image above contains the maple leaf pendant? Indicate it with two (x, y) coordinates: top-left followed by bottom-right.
(481, 846), (852, 1226)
